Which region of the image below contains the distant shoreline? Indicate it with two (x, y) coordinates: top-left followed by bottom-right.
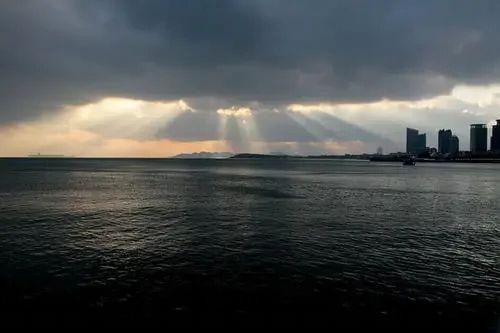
(230, 153), (500, 163)
(0, 154), (499, 163)
(413, 159), (500, 163)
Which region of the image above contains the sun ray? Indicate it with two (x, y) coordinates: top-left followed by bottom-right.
(216, 106), (267, 153)
(287, 110), (334, 141)
(288, 107), (398, 152)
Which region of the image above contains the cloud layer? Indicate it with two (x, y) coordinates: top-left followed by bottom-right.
(2, 1), (500, 155)
(4, 1), (500, 120)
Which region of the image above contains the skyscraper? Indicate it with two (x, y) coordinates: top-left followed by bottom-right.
(491, 120), (500, 152)
(450, 135), (459, 155)
(438, 129), (452, 154)
(470, 124), (488, 153)
(406, 128), (426, 155)
(418, 133), (426, 153)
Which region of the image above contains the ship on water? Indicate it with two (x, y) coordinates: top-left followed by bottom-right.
(27, 153), (71, 158)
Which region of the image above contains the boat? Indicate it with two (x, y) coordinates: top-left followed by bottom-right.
(403, 156), (416, 165)
(27, 153), (70, 158)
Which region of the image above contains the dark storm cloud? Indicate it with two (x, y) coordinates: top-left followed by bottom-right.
(2, 0), (500, 123)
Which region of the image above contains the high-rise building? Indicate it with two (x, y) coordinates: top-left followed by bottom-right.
(418, 133), (426, 152)
(406, 128), (426, 155)
(438, 129), (459, 155)
(470, 124), (488, 153)
(491, 120), (500, 151)
(450, 135), (459, 155)
(438, 129), (452, 154)
(406, 128), (418, 154)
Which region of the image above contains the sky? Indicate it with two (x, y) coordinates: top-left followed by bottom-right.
(2, 0), (500, 157)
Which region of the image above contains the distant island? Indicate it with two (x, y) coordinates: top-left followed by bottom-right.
(172, 151), (233, 159)
(231, 153), (292, 159)
(172, 152), (373, 160)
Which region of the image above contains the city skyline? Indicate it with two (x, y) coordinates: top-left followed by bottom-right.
(406, 120), (500, 156)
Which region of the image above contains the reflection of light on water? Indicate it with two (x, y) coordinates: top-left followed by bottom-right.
(67, 171), (191, 255)
(1, 158), (499, 328)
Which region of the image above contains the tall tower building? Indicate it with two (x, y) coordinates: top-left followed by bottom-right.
(418, 133), (426, 152)
(406, 128), (426, 155)
(491, 120), (500, 152)
(450, 135), (459, 155)
(470, 124), (488, 153)
(438, 129), (452, 154)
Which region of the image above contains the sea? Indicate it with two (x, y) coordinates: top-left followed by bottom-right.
(0, 158), (498, 330)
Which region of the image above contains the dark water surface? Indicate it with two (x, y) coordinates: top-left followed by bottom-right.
(0, 158), (498, 330)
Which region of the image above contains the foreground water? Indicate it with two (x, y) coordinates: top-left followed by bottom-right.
(0, 158), (498, 330)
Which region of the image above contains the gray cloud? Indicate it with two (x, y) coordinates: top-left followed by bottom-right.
(2, 0), (500, 124)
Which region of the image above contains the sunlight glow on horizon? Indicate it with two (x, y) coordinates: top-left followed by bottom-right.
(2, 83), (500, 157)
(216, 106), (253, 118)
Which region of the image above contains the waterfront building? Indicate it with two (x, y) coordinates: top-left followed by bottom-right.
(470, 124), (488, 153)
(406, 128), (426, 155)
(491, 120), (500, 151)
(438, 129), (452, 154)
(450, 135), (459, 155)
